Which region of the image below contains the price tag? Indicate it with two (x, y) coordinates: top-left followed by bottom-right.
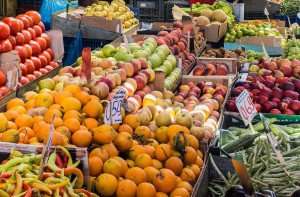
(287, 16), (291, 27)
(239, 73), (248, 82)
(104, 88), (126, 124)
(264, 7), (270, 23)
(236, 90), (257, 126)
(261, 42), (270, 59)
(178, 58), (183, 70)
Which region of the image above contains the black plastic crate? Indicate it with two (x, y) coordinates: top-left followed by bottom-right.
(133, 0), (164, 22)
(164, 0), (190, 22)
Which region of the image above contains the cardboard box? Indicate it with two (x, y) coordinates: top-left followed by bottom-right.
(194, 21), (228, 43)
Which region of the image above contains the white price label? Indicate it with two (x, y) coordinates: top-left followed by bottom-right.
(236, 90), (257, 126)
(104, 88), (126, 124)
(178, 58), (183, 70)
(297, 12), (300, 19)
(264, 7), (269, 16)
(123, 34), (129, 49)
(239, 73), (248, 82)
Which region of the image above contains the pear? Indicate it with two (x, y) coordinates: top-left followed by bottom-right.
(155, 110), (172, 127)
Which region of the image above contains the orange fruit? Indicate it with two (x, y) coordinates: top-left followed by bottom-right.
(180, 168), (196, 184)
(155, 192), (168, 197)
(53, 91), (72, 105)
(102, 143), (119, 157)
(71, 129), (92, 147)
(176, 181), (193, 193)
(103, 158), (123, 178)
(34, 121), (50, 142)
(184, 146), (197, 165)
(44, 109), (62, 123)
(48, 104), (62, 111)
(7, 121), (17, 129)
(195, 156), (203, 168)
(83, 99), (103, 118)
(61, 97), (81, 112)
(170, 188), (189, 197)
(89, 156), (103, 176)
(89, 147), (109, 162)
(189, 164), (201, 177)
(53, 117), (63, 127)
(56, 126), (71, 140)
(64, 84), (81, 95)
(15, 114), (33, 128)
(155, 126), (169, 143)
(25, 99), (35, 110)
(137, 182), (156, 197)
(93, 124), (116, 144)
(10, 106), (26, 114)
(114, 132), (133, 152)
(165, 157), (183, 175)
(125, 167), (147, 185)
(118, 124), (133, 134)
(135, 126), (152, 139)
(186, 134), (199, 150)
(74, 90), (91, 105)
(112, 156), (128, 176)
(34, 92), (54, 107)
(63, 110), (81, 121)
(19, 127), (35, 139)
(7, 98), (24, 110)
(51, 131), (68, 146)
(144, 166), (160, 182)
(124, 114), (140, 129)
(155, 144), (172, 161)
(83, 118), (98, 129)
(96, 173), (118, 196)
(167, 124), (190, 140)
(153, 168), (177, 193)
(64, 118), (80, 133)
(152, 159), (163, 169)
(116, 179), (137, 197)
(129, 145), (146, 160)
(5, 110), (19, 121)
(135, 153), (153, 168)
(32, 115), (44, 124)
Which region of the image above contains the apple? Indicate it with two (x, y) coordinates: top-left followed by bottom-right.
(38, 78), (55, 90)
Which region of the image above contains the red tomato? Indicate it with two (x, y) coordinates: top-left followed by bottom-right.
(38, 54), (48, 67)
(27, 27), (36, 40)
(41, 33), (51, 48)
(21, 30), (32, 44)
(38, 21), (45, 32)
(15, 46), (27, 62)
(33, 71), (42, 78)
(24, 44), (33, 58)
(33, 25), (42, 37)
(35, 37), (47, 51)
(0, 39), (13, 53)
(49, 61), (59, 68)
(17, 19), (24, 31)
(43, 50), (52, 62)
(16, 32), (25, 45)
(29, 40), (41, 56)
(8, 36), (16, 48)
(45, 65), (54, 71)
(25, 11), (41, 25)
(31, 56), (42, 70)
(20, 76), (30, 85)
(2, 17), (22, 35)
(20, 63), (28, 76)
(25, 59), (35, 74)
(16, 15), (31, 29)
(26, 74), (36, 81)
(39, 68), (48, 74)
(0, 86), (10, 96)
(0, 22), (10, 40)
(0, 70), (6, 86)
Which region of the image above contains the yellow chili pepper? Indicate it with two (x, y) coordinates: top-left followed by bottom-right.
(31, 182), (52, 195)
(47, 180), (69, 190)
(13, 172), (22, 196)
(63, 167), (83, 189)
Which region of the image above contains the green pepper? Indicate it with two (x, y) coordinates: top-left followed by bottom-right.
(58, 146), (73, 167)
(47, 151), (61, 172)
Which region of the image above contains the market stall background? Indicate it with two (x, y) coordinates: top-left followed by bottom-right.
(0, 0), (299, 196)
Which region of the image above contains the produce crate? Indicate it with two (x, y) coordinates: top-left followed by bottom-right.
(0, 142), (89, 187)
(132, 0), (164, 22)
(137, 22), (174, 35)
(190, 57), (239, 78)
(164, 0), (190, 22)
(0, 0), (17, 17)
(16, 65), (61, 97)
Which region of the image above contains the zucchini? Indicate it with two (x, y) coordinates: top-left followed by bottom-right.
(222, 133), (260, 153)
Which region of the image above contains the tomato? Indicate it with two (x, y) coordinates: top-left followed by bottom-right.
(33, 25), (42, 37)
(20, 76), (30, 85)
(0, 22), (10, 40)
(25, 59), (35, 74)
(43, 50), (52, 62)
(39, 68), (48, 74)
(15, 46), (27, 62)
(20, 63), (28, 76)
(17, 19), (24, 31)
(0, 39), (13, 53)
(25, 11), (41, 25)
(38, 21), (45, 32)
(27, 27), (36, 40)
(8, 36), (16, 48)
(29, 40), (41, 56)
(33, 71), (42, 78)
(31, 56), (42, 70)
(35, 37), (47, 50)
(0, 86), (10, 96)
(41, 33), (51, 48)
(26, 74), (36, 81)
(16, 15), (31, 29)
(45, 48), (54, 60)
(2, 17), (22, 35)
(16, 32), (25, 45)
(49, 61), (59, 68)
(38, 54), (48, 67)
(0, 70), (6, 86)
(24, 44), (33, 58)
(21, 30), (32, 44)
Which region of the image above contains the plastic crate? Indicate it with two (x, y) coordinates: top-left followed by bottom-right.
(62, 36), (110, 65)
(133, 0), (164, 22)
(164, 0), (190, 22)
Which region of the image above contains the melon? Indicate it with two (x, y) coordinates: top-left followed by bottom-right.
(211, 9), (227, 23)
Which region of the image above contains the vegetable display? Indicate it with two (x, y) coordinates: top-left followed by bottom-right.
(283, 39), (300, 60)
(280, 0), (300, 16)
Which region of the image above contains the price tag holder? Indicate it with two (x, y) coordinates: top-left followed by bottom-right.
(264, 7), (270, 23)
(104, 88), (126, 125)
(236, 90), (257, 126)
(238, 73), (248, 82)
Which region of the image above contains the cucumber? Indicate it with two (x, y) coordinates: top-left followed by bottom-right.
(222, 133), (260, 153)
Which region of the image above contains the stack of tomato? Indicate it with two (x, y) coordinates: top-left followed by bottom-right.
(0, 11), (59, 87)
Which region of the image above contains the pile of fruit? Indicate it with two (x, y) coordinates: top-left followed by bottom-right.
(84, 0), (138, 30)
(156, 27), (196, 74)
(225, 23), (282, 42)
(0, 147), (97, 196)
(240, 50), (265, 63)
(283, 39), (300, 60)
(192, 61), (229, 76)
(0, 11), (59, 86)
(201, 48), (246, 59)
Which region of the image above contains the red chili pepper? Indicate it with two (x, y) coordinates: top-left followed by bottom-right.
(0, 173), (11, 179)
(55, 154), (64, 168)
(23, 183), (32, 197)
(42, 172), (54, 179)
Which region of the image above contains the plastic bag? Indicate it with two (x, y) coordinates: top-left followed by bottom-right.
(63, 31), (83, 66)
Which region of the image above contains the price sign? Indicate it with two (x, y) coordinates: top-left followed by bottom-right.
(104, 88), (126, 124)
(264, 7), (270, 23)
(236, 90), (257, 126)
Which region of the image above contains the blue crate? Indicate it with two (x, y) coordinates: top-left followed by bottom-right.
(224, 42), (282, 56)
(274, 15), (300, 26)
